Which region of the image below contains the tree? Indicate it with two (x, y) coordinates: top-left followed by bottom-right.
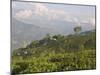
(74, 26), (82, 34)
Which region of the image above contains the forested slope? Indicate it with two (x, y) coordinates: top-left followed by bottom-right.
(12, 30), (96, 74)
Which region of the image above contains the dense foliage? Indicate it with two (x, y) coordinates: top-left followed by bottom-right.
(11, 30), (96, 74)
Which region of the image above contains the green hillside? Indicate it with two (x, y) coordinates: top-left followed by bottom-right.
(11, 30), (96, 74)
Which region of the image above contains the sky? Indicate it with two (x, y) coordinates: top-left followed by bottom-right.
(12, 1), (96, 27)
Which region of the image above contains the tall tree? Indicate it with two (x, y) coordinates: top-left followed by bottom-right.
(74, 26), (82, 34)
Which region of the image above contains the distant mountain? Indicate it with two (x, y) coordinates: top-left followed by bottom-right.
(12, 18), (60, 50)
(80, 29), (96, 35)
(12, 18), (95, 50)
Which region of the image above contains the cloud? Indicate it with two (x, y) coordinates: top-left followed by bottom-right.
(14, 2), (95, 27)
(15, 9), (33, 19)
(33, 3), (48, 16)
(33, 3), (70, 21)
(49, 9), (68, 20)
(33, 3), (95, 26)
(80, 17), (95, 26)
(13, 2), (79, 23)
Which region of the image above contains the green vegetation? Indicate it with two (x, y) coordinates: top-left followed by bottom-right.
(74, 26), (82, 34)
(11, 30), (96, 74)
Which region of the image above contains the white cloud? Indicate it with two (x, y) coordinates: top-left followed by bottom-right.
(14, 2), (95, 27)
(49, 9), (68, 20)
(33, 3), (71, 21)
(15, 9), (33, 19)
(81, 17), (95, 27)
(81, 19), (89, 24)
(33, 3), (96, 27)
(13, 3), (81, 23)
(33, 3), (48, 16)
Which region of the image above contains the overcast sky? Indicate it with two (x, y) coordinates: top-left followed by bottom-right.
(12, 1), (96, 27)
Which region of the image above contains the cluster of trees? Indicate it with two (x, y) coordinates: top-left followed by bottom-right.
(12, 28), (96, 74)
